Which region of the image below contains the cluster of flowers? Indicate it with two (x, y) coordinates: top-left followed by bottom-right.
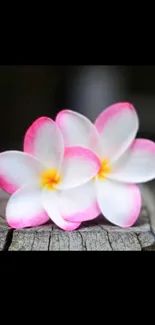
(0, 102), (155, 231)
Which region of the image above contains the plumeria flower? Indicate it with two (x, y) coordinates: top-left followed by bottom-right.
(56, 102), (155, 228)
(0, 117), (100, 230)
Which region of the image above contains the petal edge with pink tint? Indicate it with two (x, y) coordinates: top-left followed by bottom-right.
(109, 139), (155, 183)
(42, 189), (81, 231)
(57, 147), (100, 190)
(0, 176), (18, 195)
(63, 202), (100, 223)
(57, 181), (100, 222)
(56, 110), (100, 155)
(95, 178), (141, 228)
(0, 151), (45, 194)
(6, 184), (50, 229)
(24, 116), (64, 170)
(94, 102), (139, 163)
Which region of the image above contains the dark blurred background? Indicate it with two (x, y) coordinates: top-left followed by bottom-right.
(0, 65), (155, 151)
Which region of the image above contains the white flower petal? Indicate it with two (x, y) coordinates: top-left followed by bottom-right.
(57, 147), (100, 190)
(6, 183), (49, 229)
(109, 139), (155, 183)
(57, 181), (100, 222)
(42, 189), (81, 231)
(95, 178), (141, 227)
(24, 116), (64, 170)
(94, 102), (139, 163)
(0, 151), (45, 194)
(56, 110), (101, 155)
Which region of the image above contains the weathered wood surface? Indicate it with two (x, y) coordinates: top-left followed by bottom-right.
(0, 183), (155, 251)
(0, 230), (10, 250)
(8, 228), (155, 251)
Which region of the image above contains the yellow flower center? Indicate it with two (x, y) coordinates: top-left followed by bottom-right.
(40, 169), (61, 190)
(97, 159), (111, 179)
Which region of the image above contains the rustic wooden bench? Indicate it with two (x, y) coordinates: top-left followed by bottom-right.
(1, 183), (155, 251)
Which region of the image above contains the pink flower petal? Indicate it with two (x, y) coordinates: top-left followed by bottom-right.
(57, 147), (100, 190)
(94, 102), (139, 163)
(0, 151), (45, 194)
(95, 178), (141, 227)
(42, 189), (81, 231)
(56, 110), (101, 155)
(108, 139), (155, 183)
(57, 181), (100, 222)
(6, 184), (49, 229)
(24, 116), (64, 170)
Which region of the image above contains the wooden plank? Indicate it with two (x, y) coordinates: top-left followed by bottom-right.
(49, 230), (112, 251)
(108, 232), (141, 251)
(9, 228), (155, 251)
(8, 229), (113, 251)
(138, 232), (155, 249)
(0, 230), (10, 250)
(9, 231), (51, 251)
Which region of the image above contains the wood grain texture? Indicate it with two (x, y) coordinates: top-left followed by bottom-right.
(8, 228), (155, 251)
(137, 232), (155, 248)
(0, 230), (9, 250)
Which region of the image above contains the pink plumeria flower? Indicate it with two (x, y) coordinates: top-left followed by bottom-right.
(0, 117), (100, 231)
(56, 102), (155, 228)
